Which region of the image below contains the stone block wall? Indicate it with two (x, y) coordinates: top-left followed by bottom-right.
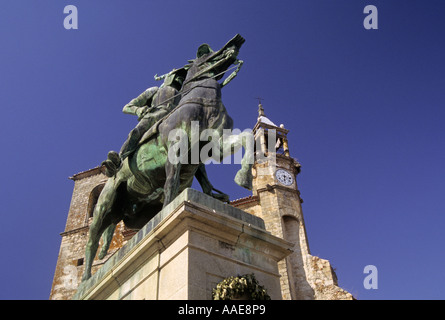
(49, 167), (130, 300)
(231, 162), (354, 300)
(50, 161), (354, 300)
(73, 189), (291, 300)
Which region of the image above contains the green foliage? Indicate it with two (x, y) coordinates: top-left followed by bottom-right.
(212, 273), (271, 300)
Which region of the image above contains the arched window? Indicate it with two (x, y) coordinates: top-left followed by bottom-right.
(87, 183), (105, 219)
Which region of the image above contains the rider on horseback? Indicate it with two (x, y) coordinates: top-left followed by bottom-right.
(102, 67), (187, 177)
(101, 34), (244, 178)
(81, 35), (247, 282)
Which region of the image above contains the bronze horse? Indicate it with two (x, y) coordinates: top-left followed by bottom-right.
(82, 34), (252, 281)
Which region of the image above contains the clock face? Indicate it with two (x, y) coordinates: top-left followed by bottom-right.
(275, 169), (294, 186)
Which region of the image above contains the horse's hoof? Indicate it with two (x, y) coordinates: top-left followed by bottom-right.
(212, 192), (230, 203)
(234, 169), (253, 190)
(98, 250), (107, 260)
(81, 272), (91, 282)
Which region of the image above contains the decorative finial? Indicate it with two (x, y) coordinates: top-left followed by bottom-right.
(255, 97), (265, 118)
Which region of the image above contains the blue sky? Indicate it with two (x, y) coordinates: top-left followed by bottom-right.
(0, 1), (444, 299)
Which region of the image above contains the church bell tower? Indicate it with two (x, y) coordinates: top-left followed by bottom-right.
(252, 103), (312, 299)
(230, 103), (354, 300)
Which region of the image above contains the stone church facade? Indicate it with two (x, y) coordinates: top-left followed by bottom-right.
(50, 105), (353, 300)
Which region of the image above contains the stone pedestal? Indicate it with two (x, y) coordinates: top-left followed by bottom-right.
(73, 188), (292, 300)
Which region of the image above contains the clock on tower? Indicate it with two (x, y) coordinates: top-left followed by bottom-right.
(275, 169), (294, 186)
(230, 103), (354, 300)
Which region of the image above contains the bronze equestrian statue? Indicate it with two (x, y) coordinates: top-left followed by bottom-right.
(82, 34), (251, 281)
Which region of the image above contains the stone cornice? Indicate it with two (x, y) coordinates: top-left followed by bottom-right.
(60, 225), (89, 236)
(69, 166), (106, 181)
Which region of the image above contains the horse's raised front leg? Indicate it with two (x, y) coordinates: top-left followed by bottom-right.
(82, 180), (118, 281)
(234, 153), (253, 190)
(220, 131), (254, 190)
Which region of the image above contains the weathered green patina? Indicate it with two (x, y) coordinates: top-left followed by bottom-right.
(82, 34), (250, 281)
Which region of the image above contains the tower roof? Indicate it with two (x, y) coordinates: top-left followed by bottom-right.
(257, 115), (277, 127)
(254, 102), (288, 134)
(257, 103), (277, 126)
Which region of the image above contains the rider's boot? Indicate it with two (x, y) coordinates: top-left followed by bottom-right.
(101, 151), (121, 177)
(120, 127), (142, 160)
(108, 151), (121, 167)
